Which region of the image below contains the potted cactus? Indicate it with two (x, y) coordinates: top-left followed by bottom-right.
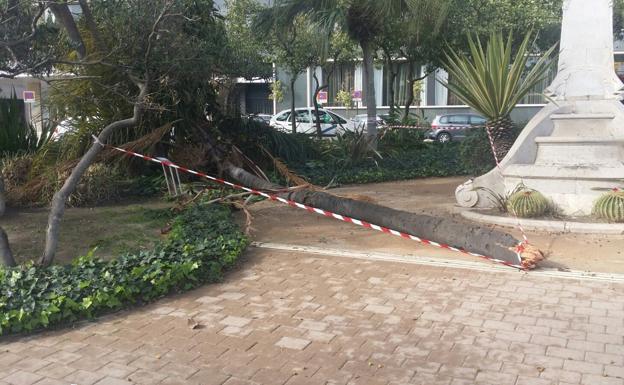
(593, 188), (624, 223)
(507, 188), (549, 218)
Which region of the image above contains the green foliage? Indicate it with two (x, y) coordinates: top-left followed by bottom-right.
(321, 129), (381, 167)
(593, 190), (624, 223)
(443, 32), (556, 121)
(378, 128), (427, 154)
(458, 125), (522, 175)
(0, 91), (46, 155)
(336, 90), (353, 108)
(270, 80), (285, 103)
(294, 142), (469, 186)
(507, 188), (550, 218)
(0, 204), (248, 335)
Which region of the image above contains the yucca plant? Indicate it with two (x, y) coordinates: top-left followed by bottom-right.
(443, 32), (556, 162)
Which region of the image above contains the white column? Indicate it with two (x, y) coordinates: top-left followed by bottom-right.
(374, 66), (383, 108)
(354, 63), (363, 108)
(435, 69), (448, 106)
(306, 67), (312, 107)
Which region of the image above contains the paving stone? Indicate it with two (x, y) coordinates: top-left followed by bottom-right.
(0, 250), (622, 385)
(2, 370), (42, 385)
(275, 337), (311, 351)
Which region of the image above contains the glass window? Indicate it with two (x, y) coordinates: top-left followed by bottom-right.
(293, 110), (311, 123)
(313, 110), (333, 124)
(439, 116), (449, 124)
(382, 62), (422, 107)
(446, 74), (464, 106)
(276, 112), (290, 121)
(448, 115), (469, 125)
(323, 63), (355, 107)
(327, 111), (347, 124)
(470, 116), (487, 125)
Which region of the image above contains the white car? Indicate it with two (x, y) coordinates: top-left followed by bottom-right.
(270, 108), (353, 135)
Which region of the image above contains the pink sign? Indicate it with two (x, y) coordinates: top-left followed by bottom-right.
(352, 90), (362, 102)
(22, 91), (36, 103)
(317, 91), (328, 104)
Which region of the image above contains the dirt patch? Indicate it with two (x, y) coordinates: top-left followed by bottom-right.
(243, 177), (624, 274)
(1, 199), (175, 264)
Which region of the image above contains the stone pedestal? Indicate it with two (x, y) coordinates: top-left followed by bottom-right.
(456, 0), (624, 217)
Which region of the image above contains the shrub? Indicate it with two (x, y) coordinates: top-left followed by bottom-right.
(593, 189), (624, 223)
(295, 143), (468, 186)
(0, 203), (248, 335)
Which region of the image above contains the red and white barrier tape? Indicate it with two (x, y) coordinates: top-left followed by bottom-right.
(484, 128), (530, 244)
(383, 124), (480, 131)
(94, 136), (525, 270)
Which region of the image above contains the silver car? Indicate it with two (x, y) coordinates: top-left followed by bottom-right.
(426, 114), (487, 143)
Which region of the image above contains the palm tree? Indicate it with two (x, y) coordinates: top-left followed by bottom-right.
(443, 32), (556, 161)
(259, 0), (406, 144)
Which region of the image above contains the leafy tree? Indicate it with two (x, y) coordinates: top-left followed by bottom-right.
(262, 0), (406, 143)
(0, 0), (229, 266)
(443, 32), (556, 162)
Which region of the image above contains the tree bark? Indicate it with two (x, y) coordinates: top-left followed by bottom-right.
(361, 40), (377, 146)
(222, 162), (531, 266)
(40, 83), (147, 266)
(403, 63), (416, 122)
(48, 2), (87, 59)
(0, 174), (16, 267)
(312, 72), (328, 138)
(77, 0), (105, 53)
(289, 76), (297, 133)
(381, 46), (397, 115)
(486, 115), (515, 162)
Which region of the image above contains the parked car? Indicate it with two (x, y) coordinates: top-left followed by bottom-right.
(425, 113), (487, 143)
(350, 114), (386, 129)
(247, 113), (272, 125)
(270, 108), (353, 135)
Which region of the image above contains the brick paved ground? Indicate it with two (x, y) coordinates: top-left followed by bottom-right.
(1, 248), (623, 385)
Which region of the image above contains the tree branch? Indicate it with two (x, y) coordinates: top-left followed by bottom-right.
(77, 0), (105, 53)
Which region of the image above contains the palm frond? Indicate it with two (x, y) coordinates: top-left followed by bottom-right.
(442, 32), (556, 121)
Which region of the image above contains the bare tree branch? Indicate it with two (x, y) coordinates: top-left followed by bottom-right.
(0, 2), (46, 49)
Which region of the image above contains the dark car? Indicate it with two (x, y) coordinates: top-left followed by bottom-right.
(426, 113), (487, 143)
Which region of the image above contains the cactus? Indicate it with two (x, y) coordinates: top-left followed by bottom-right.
(506, 189), (549, 218)
(593, 189), (624, 223)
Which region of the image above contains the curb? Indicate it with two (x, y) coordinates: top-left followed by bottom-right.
(251, 242), (624, 284)
(460, 209), (624, 235)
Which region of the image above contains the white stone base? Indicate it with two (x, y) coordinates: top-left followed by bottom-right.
(456, 100), (624, 216)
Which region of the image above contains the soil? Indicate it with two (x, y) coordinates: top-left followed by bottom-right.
(1, 199), (174, 264)
(243, 177), (624, 274)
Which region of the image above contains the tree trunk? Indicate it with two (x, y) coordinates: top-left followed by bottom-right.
(0, 174), (16, 267)
(403, 63), (417, 122)
(361, 40), (377, 146)
(48, 3), (87, 59)
(222, 161), (538, 267)
(312, 72), (328, 138)
(486, 115), (515, 163)
(77, 0), (105, 53)
(40, 83), (147, 266)
(290, 76), (297, 134)
(387, 62), (397, 116)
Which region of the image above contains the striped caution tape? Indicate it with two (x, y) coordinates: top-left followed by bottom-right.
(93, 136), (526, 270)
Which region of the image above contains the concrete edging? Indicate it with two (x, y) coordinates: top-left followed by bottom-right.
(460, 209), (624, 234)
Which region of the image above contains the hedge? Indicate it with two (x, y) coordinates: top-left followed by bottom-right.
(0, 204), (248, 335)
(293, 143), (471, 186)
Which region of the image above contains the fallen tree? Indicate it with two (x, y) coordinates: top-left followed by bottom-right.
(202, 134), (545, 269)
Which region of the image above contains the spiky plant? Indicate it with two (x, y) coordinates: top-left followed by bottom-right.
(507, 188), (549, 218)
(443, 32), (556, 162)
(593, 189), (624, 223)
